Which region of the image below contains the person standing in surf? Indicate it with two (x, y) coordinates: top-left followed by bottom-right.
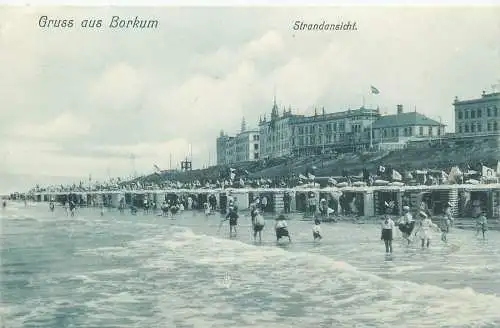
(380, 206), (395, 254)
(249, 203), (258, 227)
(69, 200), (76, 217)
(398, 206), (415, 244)
(476, 212), (488, 240)
(204, 202), (211, 216)
(414, 211), (439, 248)
(312, 218), (322, 241)
(253, 210), (265, 243)
(440, 202), (454, 242)
(221, 206), (239, 238)
(275, 215), (291, 243)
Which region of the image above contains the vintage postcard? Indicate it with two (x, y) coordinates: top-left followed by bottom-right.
(0, 3), (499, 328)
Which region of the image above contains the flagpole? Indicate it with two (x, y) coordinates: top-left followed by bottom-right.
(369, 92), (373, 150)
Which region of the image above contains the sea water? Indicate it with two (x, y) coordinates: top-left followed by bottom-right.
(1, 202), (500, 328)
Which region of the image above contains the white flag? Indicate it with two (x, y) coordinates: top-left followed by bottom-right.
(392, 170), (402, 181)
(482, 165), (495, 177)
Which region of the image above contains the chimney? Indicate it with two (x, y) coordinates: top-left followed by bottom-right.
(397, 104), (403, 114)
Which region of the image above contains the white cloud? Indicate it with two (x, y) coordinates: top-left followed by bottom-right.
(88, 62), (148, 110)
(8, 112), (91, 139)
(243, 30), (285, 59)
(0, 6), (499, 192)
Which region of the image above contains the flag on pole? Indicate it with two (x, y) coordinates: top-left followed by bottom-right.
(391, 170), (402, 181)
(370, 85), (380, 95)
(482, 165), (495, 178)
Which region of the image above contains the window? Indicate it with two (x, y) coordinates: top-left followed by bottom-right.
(495, 107), (499, 117)
(471, 110), (475, 119)
(428, 127), (432, 135)
(465, 110), (469, 119)
(419, 127), (423, 136)
(487, 107), (492, 117)
(437, 128), (441, 136)
(477, 109), (482, 118)
(488, 122), (492, 131)
(494, 121), (498, 131)
(465, 124), (469, 133)
(477, 123), (482, 132)
(404, 127), (408, 136)
(408, 127), (413, 135)
(458, 110), (463, 119)
(459, 125), (463, 133)
(254, 144), (259, 150)
(471, 124), (475, 133)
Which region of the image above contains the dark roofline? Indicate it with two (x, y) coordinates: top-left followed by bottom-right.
(371, 112), (445, 128)
(453, 92), (500, 106)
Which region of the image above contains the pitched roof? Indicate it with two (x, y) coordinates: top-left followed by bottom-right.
(371, 112), (443, 129)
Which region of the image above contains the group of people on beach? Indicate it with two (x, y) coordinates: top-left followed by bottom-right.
(218, 197), (325, 244)
(380, 200), (489, 254)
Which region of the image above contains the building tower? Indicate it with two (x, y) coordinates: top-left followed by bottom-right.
(241, 117), (247, 133)
(271, 94), (279, 121)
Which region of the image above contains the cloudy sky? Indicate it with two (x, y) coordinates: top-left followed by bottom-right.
(0, 6), (498, 192)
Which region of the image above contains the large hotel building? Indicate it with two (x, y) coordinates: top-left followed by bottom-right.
(217, 97), (447, 165)
(454, 90), (499, 136)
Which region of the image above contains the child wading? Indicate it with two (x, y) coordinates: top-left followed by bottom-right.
(380, 205), (395, 254)
(397, 205), (415, 244)
(312, 218), (322, 241)
(476, 213), (488, 240)
(221, 206), (239, 238)
(414, 211), (440, 248)
(253, 211), (265, 242)
(440, 202), (454, 242)
(275, 215), (291, 243)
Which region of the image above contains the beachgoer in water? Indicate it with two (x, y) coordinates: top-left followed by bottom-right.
(170, 203), (179, 217)
(414, 211), (439, 248)
(119, 199), (125, 214)
(440, 202), (454, 242)
(2, 200), (6, 209)
(221, 206), (238, 238)
(476, 213), (488, 239)
(249, 203), (258, 226)
(275, 215), (291, 243)
(69, 200), (76, 217)
(398, 206), (415, 244)
(381, 207), (395, 254)
(161, 201), (169, 216)
(204, 202), (211, 216)
(312, 218), (322, 241)
(253, 210), (265, 242)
